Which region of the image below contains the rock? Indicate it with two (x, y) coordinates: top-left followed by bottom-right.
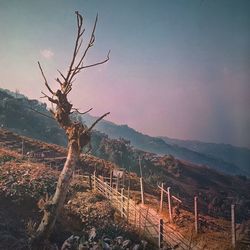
(88, 227), (96, 241)
(122, 239), (132, 249)
(132, 244), (140, 250)
(115, 236), (123, 245)
(61, 235), (79, 250)
(140, 240), (147, 249)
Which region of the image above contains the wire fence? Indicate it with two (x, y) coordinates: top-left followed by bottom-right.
(91, 173), (201, 249)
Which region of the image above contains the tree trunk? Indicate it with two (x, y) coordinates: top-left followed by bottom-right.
(33, 12), (110, 246)
(33, 141), (79, 244)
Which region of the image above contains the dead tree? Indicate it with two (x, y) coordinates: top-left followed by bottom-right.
(33, 11), (110, 243)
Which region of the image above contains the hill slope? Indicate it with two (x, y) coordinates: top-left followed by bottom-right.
(0, 88), (249, 177)
(82, 113), (249, 176)
(160, 136), (250, 177)
(1, 128), (250, 222)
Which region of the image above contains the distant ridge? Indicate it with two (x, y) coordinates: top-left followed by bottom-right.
(82, 113), (250, 177)
(0, 88), (249, 177)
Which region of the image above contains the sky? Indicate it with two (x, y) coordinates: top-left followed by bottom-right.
(0, 0), (249, 148)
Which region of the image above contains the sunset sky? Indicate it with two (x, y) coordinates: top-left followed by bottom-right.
(0, 0), (249, 148)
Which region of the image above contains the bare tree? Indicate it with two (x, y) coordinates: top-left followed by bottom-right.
(32, 11), (110, 244)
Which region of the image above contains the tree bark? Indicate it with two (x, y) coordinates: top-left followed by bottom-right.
(33, 140), (79, 243)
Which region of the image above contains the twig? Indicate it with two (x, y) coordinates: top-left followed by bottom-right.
(71, 107), (93, 115)
(88, 112), (110, 131)
(78, 50), (110, 70)
(38, 62), (55, 95)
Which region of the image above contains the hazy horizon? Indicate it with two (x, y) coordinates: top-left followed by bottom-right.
(0, 0), (249, 148)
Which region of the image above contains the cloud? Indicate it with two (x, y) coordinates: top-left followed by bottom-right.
(40, 49), (54, 59)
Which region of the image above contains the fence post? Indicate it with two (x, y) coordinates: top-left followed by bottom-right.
(116, 177), (119, 192)
(93, 171), (96, 190)
(134, 203), (137, 226)
(121, 188), (124, 218)
(167, 187), (172, 223)
(122, 171), (125, 188)
(194, 196), (198, 234)
(160, 183), (164, 213)
(89, 173), (92, 190)
(104, 181), (108, 198)
(139, 207), (141, 233)
(110, 169), (113, 188)
(231, 204), (236, 248)
(21, 139), (24, 157)
(143, 207), (149, 235)
(140, 177), (145, 205)
(127, 187), (130, 222)
(158, 219), (163, 249)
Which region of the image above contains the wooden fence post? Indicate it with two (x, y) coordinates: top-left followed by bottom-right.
(167, 187), (172, 223)
(158, 219), (163, 249)
(116, 177), (119, 192)
(127, 186), (130, 222)
(122, 171), (125, 188)
(121, 188), (124, 218)
(93, 171), (96, 190)
(104, 181), (108, 198)
(89, 173), (92, 190)
(231, 204), (236, 248)
(143, 207), (149, 235)
(134, 203), (137, 226)
(194, 196), (198, 234)
(110, 169), (113, 188)
(21, 139), (24, 157)
(139, 207), (141, 233)
(140, 177), (145, 205)
(160, 183), (164, 213)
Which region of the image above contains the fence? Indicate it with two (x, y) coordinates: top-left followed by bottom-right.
(91, 173), (200, 249)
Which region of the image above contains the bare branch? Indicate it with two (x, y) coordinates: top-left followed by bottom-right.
(27, 106), (54, 120)
(65, 86), (72, 95)
(65, 11), (85, 86)
(79, 50), (110, 70)
(88, 112), (110, 131)
(40, 91), (50, 99)
(71, 107), (93, 115)
(55, 78), (63, 85)
(57, 69), (66, 81)
(68, 14), (99, 84)
(38, 62), (55, 95)
(40, 91), (58, 104)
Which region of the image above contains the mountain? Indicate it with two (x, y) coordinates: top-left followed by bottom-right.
(160, 136), (250, 177)
(81, 114), (250, 176)
(1, 88), (250, 221)
(0, 88), (67, 146)
(0, 88), (249, 177)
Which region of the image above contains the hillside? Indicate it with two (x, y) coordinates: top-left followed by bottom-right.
(0, 88), (67, 146)
(82, 113), (250, 176)
(0, 88), (250, 219)
(0, 88), (249, 177)
(0, 146), (146, 249)
(160, 136), (250, 177)
(1, 128), (250, 249)
(1, 128), (250, 222)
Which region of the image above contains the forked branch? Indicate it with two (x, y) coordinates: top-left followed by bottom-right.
(62, 12), (110, 95)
